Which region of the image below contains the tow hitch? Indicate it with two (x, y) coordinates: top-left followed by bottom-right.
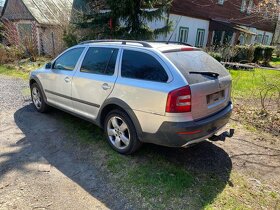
(209, 129), (235, 142)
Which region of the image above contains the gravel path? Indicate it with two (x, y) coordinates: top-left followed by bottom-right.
(0, 76), (30, 110)
(0, 76), (129, 210)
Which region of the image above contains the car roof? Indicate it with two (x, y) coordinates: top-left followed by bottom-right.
(77, 40), (198, 53)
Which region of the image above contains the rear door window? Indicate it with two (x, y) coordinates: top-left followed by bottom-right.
(81, 47), (118, 75)
(121, 50), (168, 82)
(164, 51), (229, 84)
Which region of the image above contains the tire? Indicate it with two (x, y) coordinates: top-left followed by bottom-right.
(31, 83), (49, 113)
(104, 109), (142, 154)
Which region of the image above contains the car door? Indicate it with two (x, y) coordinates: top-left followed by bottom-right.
(44, 47), (85, 112)
(71, 47), (120, 120)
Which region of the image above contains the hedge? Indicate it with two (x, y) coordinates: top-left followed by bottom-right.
(208, 52), (222, 62)
(253, 45), (275, 64)
(208, 45), (275, 64)
(233, 45), (254, 63)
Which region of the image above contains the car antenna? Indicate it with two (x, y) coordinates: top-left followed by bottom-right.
(167, 16), (182, 44)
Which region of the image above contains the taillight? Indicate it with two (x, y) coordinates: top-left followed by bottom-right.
(166, 86), (191, 113)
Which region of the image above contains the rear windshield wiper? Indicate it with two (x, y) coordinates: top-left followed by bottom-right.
(189, 71), (219, 78)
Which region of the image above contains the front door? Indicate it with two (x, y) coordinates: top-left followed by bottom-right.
(44, 47), (85, 112)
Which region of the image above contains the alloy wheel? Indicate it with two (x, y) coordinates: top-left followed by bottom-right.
(32, 87), (42, 109)
(107, 116), (130, 150)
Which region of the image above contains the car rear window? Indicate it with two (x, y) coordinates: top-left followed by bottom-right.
(164, 51), (229, 84)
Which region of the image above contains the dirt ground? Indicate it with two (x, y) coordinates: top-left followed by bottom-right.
(0, 75), (279, 209)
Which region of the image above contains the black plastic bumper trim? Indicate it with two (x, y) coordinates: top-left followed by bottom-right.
(45, 89), (100, 108)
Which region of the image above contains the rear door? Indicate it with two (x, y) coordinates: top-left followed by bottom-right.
(71, 47), (120, 120)
(164, 50), (232, 120)
(109, 48), (172, 116)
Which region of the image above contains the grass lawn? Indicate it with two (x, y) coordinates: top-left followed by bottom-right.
(61, 112), (279, 209)
(0, 62), (279, 209)
(229, 68), (280, 99)
(0, 57), (48, 80)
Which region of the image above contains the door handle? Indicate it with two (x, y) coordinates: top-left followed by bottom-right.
(64, 77), (71, 83)
(102, 83), (111, 90)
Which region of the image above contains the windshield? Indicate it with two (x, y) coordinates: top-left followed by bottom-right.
(164, 51), (230, 84)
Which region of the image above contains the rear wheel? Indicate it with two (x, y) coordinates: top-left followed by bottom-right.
(31, 83), (49, 113)
(104, 109), (142, 154)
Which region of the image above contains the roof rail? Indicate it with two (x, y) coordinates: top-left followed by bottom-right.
(149, 40), (193, 47)
(79, 40), (153, 48)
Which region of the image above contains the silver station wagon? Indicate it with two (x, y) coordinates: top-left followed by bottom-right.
(29, 40), (234, 154)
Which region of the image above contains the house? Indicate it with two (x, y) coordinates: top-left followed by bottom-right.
(153, 0), (276, 47)
(1, 0), (74, 56)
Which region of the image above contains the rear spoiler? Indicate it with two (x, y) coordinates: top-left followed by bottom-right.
(162, 47), (202, 53)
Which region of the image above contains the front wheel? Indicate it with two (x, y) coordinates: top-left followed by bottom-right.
(104, 109), (142, 154)
(31, 83), (49, 113)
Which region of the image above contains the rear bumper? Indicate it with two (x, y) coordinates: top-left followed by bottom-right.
(141, 102), (233, 147)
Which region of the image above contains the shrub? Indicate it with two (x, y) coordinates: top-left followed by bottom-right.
(63, 29), (78, 48)
(263, 46), (275, 64)
(253, 45), (275, 64)
(0, 44), (10, 64)
(233, 45), (254, 63)
(254, 45), (264, 63)
(208, 52), (222, 62)
(0, 44), (25, 64)
(7, 46), (25, 60)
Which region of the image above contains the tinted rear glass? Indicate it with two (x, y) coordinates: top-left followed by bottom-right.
(164, 51), (229, 84)
(122, 50), (168, 82)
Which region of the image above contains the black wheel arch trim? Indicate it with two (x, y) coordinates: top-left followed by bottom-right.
(97, 98), (144, 141)
(29, 75), (47, 102)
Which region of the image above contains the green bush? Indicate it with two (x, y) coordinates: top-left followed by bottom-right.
(233, 45), (254, 63)
(263, 46), (275, 64)
(253, 45), (275, 64)
(208, 52), (222, 62)
(254, 45), (264, 63)
(0, 44), (25, 64)
(63, 30), (78, 48)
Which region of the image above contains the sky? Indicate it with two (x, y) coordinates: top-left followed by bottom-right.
(0, 0), (5, 7)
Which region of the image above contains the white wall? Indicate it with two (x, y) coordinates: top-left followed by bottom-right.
(248, 27), (273, 45)
(255, 30), (273, 45)
(148, 14), (210, 47)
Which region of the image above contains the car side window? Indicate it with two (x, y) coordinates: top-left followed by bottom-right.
(53, 48), (84, 71)
(81, 47), (119, 75)
(121, 50), (168, 82)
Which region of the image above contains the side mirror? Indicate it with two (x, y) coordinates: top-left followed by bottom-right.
(45, 62), (52, 69)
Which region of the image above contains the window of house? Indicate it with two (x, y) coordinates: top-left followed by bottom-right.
(81, 47), (118, 75)
(18, 23), (32, 43)
(241, 0), (247, 12)
(256, 34), (263, 43)
(121, 50), (168, 82)
(53, 48), (84, 71)
(238, 34), (245, 45)
(263, 35), (269, 45)
(195, 29), (205, 48)
(247, 0), (254, 14)
(178, 27), (189, 43)
(218, 0), (224, 5)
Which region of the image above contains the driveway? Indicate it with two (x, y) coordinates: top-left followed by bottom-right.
(0, 75), (279, 209)
(0, 76), (128, 209)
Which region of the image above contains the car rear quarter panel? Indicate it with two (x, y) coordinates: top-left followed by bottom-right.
(108, 47), (189, 133)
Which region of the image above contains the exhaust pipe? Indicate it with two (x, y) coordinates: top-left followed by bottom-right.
(209, 129), (234, 142)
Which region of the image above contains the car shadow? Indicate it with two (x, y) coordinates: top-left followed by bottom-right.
(8, 104), (232, 209)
